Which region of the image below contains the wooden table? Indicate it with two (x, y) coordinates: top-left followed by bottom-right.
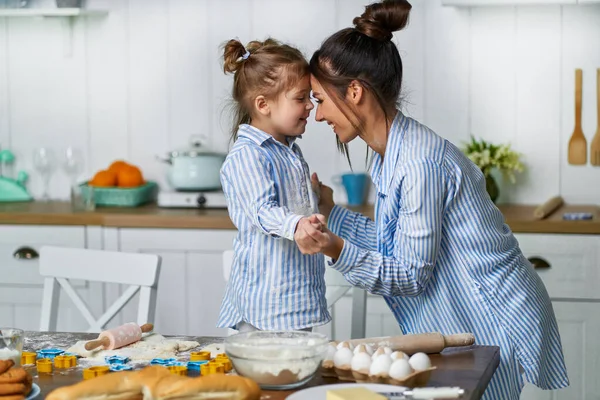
(22, 331), (500, 399)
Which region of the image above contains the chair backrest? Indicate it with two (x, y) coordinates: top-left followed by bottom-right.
(39, 246), (162, 333)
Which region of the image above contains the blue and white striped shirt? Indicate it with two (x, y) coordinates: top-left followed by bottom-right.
(328, 112), (569, 399)
(217, 124), (331, 331)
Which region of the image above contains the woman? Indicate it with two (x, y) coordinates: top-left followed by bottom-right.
(295, 0), (569, 398)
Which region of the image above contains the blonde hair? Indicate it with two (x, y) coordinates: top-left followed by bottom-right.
(223, 38), (309, 141)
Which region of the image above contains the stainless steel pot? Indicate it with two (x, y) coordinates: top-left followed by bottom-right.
(157, 135), (226, 192)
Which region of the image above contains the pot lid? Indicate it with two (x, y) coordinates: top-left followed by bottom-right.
(169, 135), (224, 158)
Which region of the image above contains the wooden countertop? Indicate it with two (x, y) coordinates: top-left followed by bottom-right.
(0, 201), (600, 234)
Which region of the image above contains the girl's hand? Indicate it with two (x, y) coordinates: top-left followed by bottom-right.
(311, 173), (334, 220)
(296, 214), (344, 259)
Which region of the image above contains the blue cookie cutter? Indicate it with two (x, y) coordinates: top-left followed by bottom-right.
(105, 355), (130, 365)
(150, 358), (177, 365)
(563, 212), (593, 220)
(109, 364), (133, 372)
(187, 361), (209, 371)
(166, 361), (187, 367)
(37, 348), (65, 360)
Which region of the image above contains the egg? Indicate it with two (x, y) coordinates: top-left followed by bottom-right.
(351, 350), (372, 373)
(333, 346), (354, 368)
(389, 358), (414, 380)
(382, 346), (393, 355)
(325, 343), (337, 362)
(369, 354), (392, 376)
(390, 351), (409, 361)
(408, 352), (432, 371)
(371, 347), (386, 360)
(353, 343), (374, 356)
(337, 341), (354, 351)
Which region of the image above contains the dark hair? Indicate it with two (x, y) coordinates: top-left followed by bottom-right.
(310, 0), (411, 161)
(222, 38), (309, 141)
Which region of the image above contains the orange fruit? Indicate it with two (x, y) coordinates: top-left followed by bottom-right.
(108, 160), (130, 174)
(117, 165), (144, 188)
(89, 170), (117, 187)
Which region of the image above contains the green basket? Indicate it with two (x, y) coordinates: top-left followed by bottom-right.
(80, 181), (158, 207)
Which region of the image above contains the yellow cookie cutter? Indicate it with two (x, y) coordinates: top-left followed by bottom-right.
(208, 361), (225, 374)
(54, 355), (77, 368)
(36, 358), (53, 373)
(83, 365), (110, 380)
(168, 365), (188, 376)
(21, 352), (37, 366)
(200, 363), (211, 376)
(190, 351), (211, 361)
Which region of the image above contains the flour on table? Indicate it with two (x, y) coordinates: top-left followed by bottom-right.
(66, 333), (200, 363)
(200, 342), (226, 358)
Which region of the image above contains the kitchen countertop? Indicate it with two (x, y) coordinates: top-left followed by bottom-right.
(0, 201), (599, 234)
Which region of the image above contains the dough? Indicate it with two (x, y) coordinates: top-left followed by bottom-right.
(199, 343), (226, 358)
(67, 333), (200, 363)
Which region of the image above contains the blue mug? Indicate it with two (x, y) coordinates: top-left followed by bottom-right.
(333, 172), (369, 206)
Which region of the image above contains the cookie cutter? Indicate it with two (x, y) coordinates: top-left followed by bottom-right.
(54, 355), (77, 368)
(36, 358), (53, 373)
(186, 360), (209, 372)
(105, 355), (130, 365)
(83, 365), (110, 380)
(168, 365), (188, 376)
(200, 363), (211, 376)
(189, 351), (211, 361)
(217, 358), (232, 372)
(150, 357), (177, 365)
(37, 348), (65, 360)
(208, 361), (225, 374)
(109, 364), (133, 372)
(21, 351), (37, 365)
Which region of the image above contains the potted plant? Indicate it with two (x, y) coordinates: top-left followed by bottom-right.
(461, 136), (524, 203)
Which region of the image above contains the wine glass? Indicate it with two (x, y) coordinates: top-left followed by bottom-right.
(63, 146), (84, 184)
(32, 147), (56, 202)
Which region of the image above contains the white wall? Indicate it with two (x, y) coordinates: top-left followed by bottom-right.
(0, 0), (599, 204)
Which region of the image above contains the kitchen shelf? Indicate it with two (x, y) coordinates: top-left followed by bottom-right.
(0, 8), (108, 17)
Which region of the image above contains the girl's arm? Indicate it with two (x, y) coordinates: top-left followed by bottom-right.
(322, 161), (446, 297)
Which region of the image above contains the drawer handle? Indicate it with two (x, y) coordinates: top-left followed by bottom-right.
(528, 256), (550, 269)
(13, 246), (39, 260)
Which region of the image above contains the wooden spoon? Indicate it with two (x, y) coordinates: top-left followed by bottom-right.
(590, 69), (600, 166)
(568, 69), (587, 165)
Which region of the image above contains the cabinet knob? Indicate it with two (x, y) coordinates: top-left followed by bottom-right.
(528, 256), (550, 269)
(13, 246), (39, 260)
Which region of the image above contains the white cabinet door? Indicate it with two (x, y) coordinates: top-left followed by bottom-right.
(521, 301), (600, 400)
(578, 0), (600, 3)
(114, 228), (236, 337)
(0, 225), (89, 331)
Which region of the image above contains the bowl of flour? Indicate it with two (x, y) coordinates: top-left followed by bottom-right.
(224, 331), (329, 390)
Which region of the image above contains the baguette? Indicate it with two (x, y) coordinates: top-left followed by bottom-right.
(153, 374), (261, 400)
(46, 366), (261, 400)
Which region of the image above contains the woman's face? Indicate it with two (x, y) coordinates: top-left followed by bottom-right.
(310, 75), (359, 143)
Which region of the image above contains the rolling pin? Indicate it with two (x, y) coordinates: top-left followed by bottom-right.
(345, 332), (475, 355)
(84, 322), (154, 351)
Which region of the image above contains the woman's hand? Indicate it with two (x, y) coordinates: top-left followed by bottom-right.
(295, 214), (344, 259)
(311, 173), (335, 220)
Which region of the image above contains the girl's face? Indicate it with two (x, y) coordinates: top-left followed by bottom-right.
(268, 75), (314, 139)
(310, 75), (359, 143)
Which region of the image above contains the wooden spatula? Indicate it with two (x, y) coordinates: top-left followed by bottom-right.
(591, 69), (600, 166)
(568, 69), (587, 165)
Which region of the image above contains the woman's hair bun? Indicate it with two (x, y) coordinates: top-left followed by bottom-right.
(352, 0), (412, 41)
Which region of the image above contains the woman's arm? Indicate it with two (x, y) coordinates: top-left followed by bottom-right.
(309, 161), (446, 297)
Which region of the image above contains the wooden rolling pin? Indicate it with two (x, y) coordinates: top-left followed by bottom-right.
(85, 323), (153, 351)
(345, 332), (475, 355)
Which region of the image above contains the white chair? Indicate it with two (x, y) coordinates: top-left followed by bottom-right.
(39, 246), (161, 333)
(222, 250), (366, 339)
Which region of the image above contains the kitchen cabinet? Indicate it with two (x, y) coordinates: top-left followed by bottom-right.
(0, 225), (93, 332)
(515, 233), (600, 400)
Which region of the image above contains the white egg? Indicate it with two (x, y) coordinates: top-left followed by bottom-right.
(390, 351), (409, 361)
(325, 343), (337, 361)
(371, 347), (386, 360)
(369, 354), (392, 376)
(389, 359), (414, 380)
(351, 351), (372, 372)
(382, 346), (393, 355)
(408, 352), (432, 371)
(353, 343), (373, 356)
(337, 341), (354, 351)
(333, 347), (354, 368)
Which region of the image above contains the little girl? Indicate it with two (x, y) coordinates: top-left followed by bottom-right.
(216, 38), (331, 332)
